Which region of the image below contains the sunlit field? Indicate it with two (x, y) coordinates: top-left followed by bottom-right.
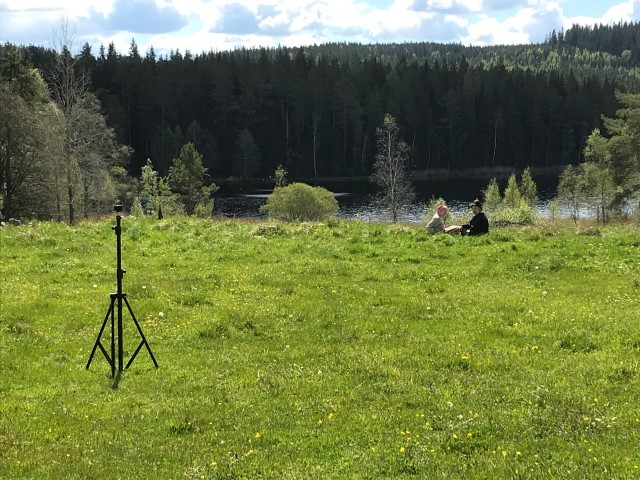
(1, 217), (639, 479)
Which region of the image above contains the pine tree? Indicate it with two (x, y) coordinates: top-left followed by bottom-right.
(519, 166), (539, 208)
(168, 143), (218, 215)
(482, 178), (502, 212)
(597, 92), (640, 209)
(503, 173), (523, 208)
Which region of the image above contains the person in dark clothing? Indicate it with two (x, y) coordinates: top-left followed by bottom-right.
(445, 198), (489, 235)
(461, 198), (489, 236)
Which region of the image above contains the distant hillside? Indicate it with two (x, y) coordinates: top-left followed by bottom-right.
(292, 21), (640, 89)
(561, 21), (640, 61)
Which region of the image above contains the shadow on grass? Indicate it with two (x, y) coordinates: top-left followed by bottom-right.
(111, 369), (122, 389)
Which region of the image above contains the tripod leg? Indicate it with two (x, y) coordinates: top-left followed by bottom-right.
(110, 297), (116, 378)
(86, 298), (115, 371)
(123, 296), (159, 368)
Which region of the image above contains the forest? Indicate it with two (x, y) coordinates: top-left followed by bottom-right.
(1, 21), (640, 221)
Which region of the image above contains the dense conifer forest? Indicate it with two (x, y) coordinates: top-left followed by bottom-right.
(2, 21), (640, 220)
(9, 22), (640, 178)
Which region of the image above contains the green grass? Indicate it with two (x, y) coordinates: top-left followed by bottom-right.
(1, 217), (639, 479)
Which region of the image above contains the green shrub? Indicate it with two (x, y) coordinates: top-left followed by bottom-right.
(194, 200), (213, 218)
(251, 223), (287, 237)
(424, 196), (450, 223)
(490, 204), (536, 226)
(259, 183), (339, 222)
(131, 197), (145, 217)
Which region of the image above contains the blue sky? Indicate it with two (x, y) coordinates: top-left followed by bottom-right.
(0, 0), (638, 56)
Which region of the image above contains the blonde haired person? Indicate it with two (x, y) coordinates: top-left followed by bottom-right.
(426, 204), (448, 234)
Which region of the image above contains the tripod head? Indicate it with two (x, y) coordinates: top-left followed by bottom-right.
(113, 204), (123, 234)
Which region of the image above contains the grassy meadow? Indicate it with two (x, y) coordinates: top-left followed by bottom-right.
(1, 216), (639, 479)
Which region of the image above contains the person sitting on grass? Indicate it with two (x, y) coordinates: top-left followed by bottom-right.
(426, 204), (448, 234)
(445, 199), (489, 236)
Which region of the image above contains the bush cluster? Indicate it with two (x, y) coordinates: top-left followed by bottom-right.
(259, 183), (339, 222)
(481, 168), (538, 226)
(489, 204), (537, 226)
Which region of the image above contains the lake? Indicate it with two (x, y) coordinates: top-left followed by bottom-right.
(212, 176), (560, 223)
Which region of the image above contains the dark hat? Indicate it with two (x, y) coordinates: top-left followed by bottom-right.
(469, 198), (483, 209)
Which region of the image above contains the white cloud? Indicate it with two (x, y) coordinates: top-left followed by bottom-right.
(466, 15), (528, 44)
(463, 1), (564, 44)
(563, 0), (640, 31)
(0, 0), (637, 55)
(1, 0), (114, 19)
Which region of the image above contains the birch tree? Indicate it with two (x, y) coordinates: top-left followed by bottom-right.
(371, 114), (415, 222)
(47, 21), (129, 222)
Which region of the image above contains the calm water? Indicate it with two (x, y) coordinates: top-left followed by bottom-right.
(212, 177), (560, 223)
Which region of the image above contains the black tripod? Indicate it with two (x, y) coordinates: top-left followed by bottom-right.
(86, 205), (158, 377)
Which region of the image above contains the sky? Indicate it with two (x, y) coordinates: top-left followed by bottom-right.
(1, 0), (639, 57)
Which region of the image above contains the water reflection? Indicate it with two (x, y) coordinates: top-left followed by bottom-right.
(211, 176), (563, 222)
(212, 192), (560, 223)
(336, 195), (472, 223)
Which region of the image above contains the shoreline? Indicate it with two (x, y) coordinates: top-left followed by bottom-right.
(214, 165), (565, 187)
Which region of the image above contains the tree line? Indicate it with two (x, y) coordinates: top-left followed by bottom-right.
(1, 33), (129, 224)
(559, 21), (640, 64)
(7, 25), (636, 180)
(2, 22), (640, 221)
